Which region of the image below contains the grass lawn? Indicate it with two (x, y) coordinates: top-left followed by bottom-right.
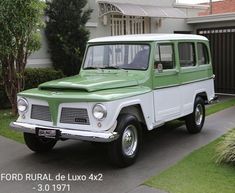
(206, 98), (235, 116)
(145, 135), (235, 193)
(0, 98), (235, 144)
(0, 109), (23, 143)
(145, 98), (235, 193)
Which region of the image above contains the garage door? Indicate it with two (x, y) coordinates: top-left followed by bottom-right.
(197, 27), (235, 94)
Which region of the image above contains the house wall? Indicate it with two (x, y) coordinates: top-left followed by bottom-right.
(27, 30), (51, 68)
(86, 0), (110, 38)
(27, 0), (200, 68)
(87, 0), (197, 36)
(151, 18), (192, 33)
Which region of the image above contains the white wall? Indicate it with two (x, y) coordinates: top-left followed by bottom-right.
(27, 30), (52, 68)
(151, 18), (193, 33)
(85, 0), (111, 38)
(27, 0), (200, 68)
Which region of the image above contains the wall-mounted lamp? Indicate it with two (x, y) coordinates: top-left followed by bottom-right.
(156, 18), (162, 29)
(103, 15), (108, 26)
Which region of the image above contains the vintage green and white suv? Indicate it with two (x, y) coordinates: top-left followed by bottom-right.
(11, 34), (216, 167)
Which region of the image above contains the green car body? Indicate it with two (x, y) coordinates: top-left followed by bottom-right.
(11, 34), (216, 167)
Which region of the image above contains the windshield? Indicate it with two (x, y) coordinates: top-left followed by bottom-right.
(83, 44), (150, 70)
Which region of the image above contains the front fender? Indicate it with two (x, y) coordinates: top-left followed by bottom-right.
(104, 92), (155, 131)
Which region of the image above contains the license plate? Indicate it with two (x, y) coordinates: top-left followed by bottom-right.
(37, 128), (57, 139)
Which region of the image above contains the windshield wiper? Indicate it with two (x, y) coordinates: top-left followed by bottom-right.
(83, 67), (99, 70)
(101, 66), (121, 69)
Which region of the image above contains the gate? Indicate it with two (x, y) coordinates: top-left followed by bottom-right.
(197, 27), (235, 94)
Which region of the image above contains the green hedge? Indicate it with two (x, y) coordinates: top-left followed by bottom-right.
(24, 68), (64, 89)
(0, 68), (64, 109)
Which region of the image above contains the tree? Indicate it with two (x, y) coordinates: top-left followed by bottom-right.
(45, 0), (92, 76)
(0, 0), (45, 115)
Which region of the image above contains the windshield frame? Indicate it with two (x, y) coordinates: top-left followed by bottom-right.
(82, 42), (151, 71)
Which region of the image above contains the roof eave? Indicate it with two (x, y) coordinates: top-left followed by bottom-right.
(187, 12), (235, 24)
(173, 3), (209, 10)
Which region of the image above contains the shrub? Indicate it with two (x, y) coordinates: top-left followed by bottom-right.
(0, 68), (64, 109)
(45, 0), (92, 76)
(216, 129), (235, 165)
(24, 68), (64, 89)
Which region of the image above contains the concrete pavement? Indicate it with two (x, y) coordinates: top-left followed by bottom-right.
(0, 106), (235, 193)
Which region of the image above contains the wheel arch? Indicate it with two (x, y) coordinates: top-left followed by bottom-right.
(118, 104), (148, 130)
(195, 91), (209, 104)
(109, 93), (154, 131)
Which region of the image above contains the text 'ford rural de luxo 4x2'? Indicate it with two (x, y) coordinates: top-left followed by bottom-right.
(11, 34), (217, 167)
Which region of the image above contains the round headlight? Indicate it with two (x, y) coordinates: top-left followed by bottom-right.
(17, 98), (29, 113)
(92, 104), (107, 120)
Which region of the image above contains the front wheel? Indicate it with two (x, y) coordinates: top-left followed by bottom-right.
(24, 133), (57, 153)
(185, 97), (205, 134)
(108, 114), (142, 167)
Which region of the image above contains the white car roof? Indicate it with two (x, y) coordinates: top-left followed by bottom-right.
(88, 33), (208, 43)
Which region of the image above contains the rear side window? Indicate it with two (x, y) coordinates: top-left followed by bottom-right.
(197, 43), (209, 65)
(178, 42), (196, 67)
(155, 44), (175, 70)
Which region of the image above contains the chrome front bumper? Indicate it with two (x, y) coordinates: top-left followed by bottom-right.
(10, 122), (119, 142)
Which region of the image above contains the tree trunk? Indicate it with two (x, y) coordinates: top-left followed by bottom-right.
(2, 55), (24, 116)
(11, 95), (18, 116)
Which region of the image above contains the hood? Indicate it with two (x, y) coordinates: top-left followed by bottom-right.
(39, 72), (140, 92)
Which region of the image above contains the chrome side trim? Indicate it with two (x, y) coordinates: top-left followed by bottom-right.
(10, 122), (119, 142)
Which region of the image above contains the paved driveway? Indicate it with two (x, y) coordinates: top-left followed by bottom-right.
(0, 107), (235, 193)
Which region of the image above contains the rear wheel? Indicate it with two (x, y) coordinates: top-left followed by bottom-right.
(185, 97), (205, 134)
(108, 114), (142, 167)
(24, 133), (57, 153)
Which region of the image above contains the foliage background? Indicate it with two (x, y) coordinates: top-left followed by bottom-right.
(45, 0), (92, 76)
(0, 0), (45, 114)
(0, 68), (64, 109)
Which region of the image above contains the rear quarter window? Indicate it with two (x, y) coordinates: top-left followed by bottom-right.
(197, 43), (210, 65)
(178, 42), (196, 67)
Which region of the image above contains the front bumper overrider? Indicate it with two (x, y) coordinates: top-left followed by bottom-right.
(10, 122), (119, 142)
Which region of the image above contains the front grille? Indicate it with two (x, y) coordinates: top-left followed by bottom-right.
(31, 105), (52, 122)
(60, 108), (90, 125)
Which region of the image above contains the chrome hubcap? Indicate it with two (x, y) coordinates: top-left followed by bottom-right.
(195, 104), (203, 126)
(122, 125), (138, 157)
